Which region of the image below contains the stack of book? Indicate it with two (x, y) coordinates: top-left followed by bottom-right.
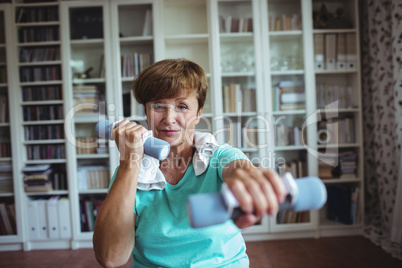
(76, 136), (98, 154)
(23, 164), (53, 193)
(318, 151), (357, 179)
(339, 151), (357, 178)
(318, 151), (338, 179)
(0, 163), (13, 193)
(73, 85), (99, 114)
(273, 80), (305, 111)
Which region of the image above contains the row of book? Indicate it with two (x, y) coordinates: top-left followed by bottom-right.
(77, 165), (110, 190)
(277, 210), (310, 224)
(19, 47), (60, 63)
(122, 92), (145, 118)
(327, 185), (360, 224)
(268, 14), (302, 31)
(0, 93), (9, 123)
(277, 160), (308, 179)
(16, 6), (59, 23)
(275, 125), (304, 147)
(276, 162), (309, 224)
(316, 83), (356, 109)
(0, 140), (11, 158)
(27, 144), (65, 160)
(22, 86), (62, 101)
(20, 66), (61, 82)
(26, 197), (71, 239)
(0, 203), (16, 235)
(224, 122), (258, 149)
(18, 27), (59, 43)
(273, 80), (305, 111)
(318, 151), (357, 179)
(120, 53), (153, 77)
(317, 117), (356, 145)
(222, 84), (256, 113)
(25, 125), (64, 140)
(0, 163), (13, 193)
(23, 105), (63, 121)
(80, 198), (104, 232)
(313, 33), (356, 70)
(23, 164), (67, 192)
(219, 16), (253, 33)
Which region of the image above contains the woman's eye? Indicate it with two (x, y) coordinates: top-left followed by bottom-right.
(152, 104), (164, 110)
(177, 105), (188, 111)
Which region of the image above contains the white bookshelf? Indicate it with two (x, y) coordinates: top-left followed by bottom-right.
(0, 0), (364, 251)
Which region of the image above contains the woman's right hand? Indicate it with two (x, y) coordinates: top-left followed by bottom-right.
(112, 119), (149, 168)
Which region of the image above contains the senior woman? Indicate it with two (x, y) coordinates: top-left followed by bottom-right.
(93, 58), (285, 268)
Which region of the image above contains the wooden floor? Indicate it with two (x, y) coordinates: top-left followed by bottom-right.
(0, 236), (401, 268)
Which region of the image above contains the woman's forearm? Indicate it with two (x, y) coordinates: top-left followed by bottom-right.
(93, 163), (140, 267)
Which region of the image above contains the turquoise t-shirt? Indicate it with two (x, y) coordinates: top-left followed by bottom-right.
(109, 144), (250, 267)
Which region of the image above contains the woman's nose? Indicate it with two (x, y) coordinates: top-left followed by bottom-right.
(162, 105), (176, 124)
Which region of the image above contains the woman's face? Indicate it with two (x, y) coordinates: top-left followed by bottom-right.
(146, 90), (203, 148)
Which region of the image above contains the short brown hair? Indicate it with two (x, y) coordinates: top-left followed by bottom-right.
(132, 58), (208, 112)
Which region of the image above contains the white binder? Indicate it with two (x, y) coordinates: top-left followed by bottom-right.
(26, 201), (40, 240)
(47, 200), (60, 239)
(37, 200), (48, 239)
(58, 199), (72, 239)
(325, 34), (337, 70)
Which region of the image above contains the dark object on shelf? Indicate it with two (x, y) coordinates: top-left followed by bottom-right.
(70, 7), (103, 40)
(326, 185), (353, 224)
(74, 67), (93, 79)
(313, 4), (351, 29)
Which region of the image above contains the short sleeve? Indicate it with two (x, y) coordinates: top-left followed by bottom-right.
(213, 144), (250, 180)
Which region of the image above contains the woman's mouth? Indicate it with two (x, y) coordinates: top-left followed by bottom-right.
(160, 130), (179, 135)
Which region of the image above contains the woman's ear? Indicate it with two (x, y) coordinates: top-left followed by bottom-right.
(195, 106), (204, 125)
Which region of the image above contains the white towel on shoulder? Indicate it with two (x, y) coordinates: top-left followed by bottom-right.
(137, 131), (219, 191)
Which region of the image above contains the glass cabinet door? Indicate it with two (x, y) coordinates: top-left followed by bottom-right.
(61, 0), (113, 238)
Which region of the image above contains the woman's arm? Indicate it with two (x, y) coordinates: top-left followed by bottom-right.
(93, 120), (147, 268)
(222, 159), (286, 229)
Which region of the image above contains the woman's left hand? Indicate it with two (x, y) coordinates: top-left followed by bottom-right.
(223, 160), (286, 229)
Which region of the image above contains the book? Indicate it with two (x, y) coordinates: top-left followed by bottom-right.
(142, 9), (153, 36)
(242, 88), (256, 112)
